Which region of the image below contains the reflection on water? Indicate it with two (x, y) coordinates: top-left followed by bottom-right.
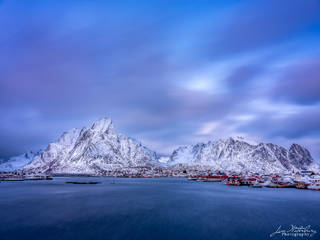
(0, 177), (319, 240)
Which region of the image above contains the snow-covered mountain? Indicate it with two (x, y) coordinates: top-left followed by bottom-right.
(0, 150), (42, 172)
(23, 118), (158, 174)
(5, 119), (319, 175)
(168, 137), (320, 174)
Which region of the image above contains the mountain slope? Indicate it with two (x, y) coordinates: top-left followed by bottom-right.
(168, 137), (320, 174)
(0, 150), (42, 172)
(23, 118), (158, 174)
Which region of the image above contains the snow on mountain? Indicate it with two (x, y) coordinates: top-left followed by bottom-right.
(0, 150), (42, 172)
(23, 118), (158, 174)
(159, 156), (170, 163)
(288, 144), (319, 171)
(168, 137), (320, 174)
(7, 119), (319, 175)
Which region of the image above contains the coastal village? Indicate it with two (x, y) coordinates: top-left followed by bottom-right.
(188, 170), (320, 190)
(1, 167), (320, 191)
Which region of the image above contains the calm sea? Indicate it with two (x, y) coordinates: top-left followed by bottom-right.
(0, 177), (319, 240)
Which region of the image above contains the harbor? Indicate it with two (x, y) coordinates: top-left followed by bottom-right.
(189, 170), (320, 191)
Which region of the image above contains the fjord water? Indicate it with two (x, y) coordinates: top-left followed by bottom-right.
(0, 178), (319, 240)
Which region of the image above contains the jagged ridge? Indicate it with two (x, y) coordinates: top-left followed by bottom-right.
(168, 137), (320, 174)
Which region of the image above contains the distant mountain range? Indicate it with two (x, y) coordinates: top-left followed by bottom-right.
(168, 137), (320, 174)
(0, 118), (319, 174)
(0, 150), (42, 172)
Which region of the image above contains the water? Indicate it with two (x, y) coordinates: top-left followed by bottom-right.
(0, 177), (319, 240)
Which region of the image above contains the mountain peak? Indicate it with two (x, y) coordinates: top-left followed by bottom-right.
(23, 117), (157, 174)
(91, 117), (115, 133)
(228, 136), (258, 145)
(289, 143), (304, 151)
(289, 143), (313, 168)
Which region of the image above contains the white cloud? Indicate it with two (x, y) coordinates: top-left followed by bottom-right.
(196, 121), (221, 135)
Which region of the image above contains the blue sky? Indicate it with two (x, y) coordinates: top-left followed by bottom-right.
(1, 0), (320, 159)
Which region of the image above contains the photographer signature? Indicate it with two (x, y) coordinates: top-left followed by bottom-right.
(270, 225), (317, 238)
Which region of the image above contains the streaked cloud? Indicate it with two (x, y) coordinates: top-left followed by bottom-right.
(0, 0), (320, 160)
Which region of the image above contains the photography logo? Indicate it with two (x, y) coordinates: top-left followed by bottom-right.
(270, 225), (317, 238)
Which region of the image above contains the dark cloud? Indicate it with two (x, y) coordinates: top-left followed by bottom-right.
(225, 64), (265, 91)
(205, 0), (320, 58)
(273, 58), (320, 105)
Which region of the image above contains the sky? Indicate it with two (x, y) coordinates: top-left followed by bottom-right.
(1, 0), (320, 160)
